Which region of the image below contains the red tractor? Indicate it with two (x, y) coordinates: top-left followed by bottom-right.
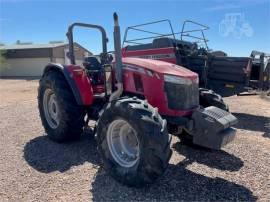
(38, 13), (237, 187)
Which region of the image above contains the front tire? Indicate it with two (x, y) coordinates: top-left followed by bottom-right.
(96, 97), (172, 187)
(38, 70), (86, 142)
(199, 88), (229, 111)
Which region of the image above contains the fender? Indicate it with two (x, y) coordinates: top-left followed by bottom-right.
(43, 63), (94, 106)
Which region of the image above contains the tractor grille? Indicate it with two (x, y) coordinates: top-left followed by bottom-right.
(164, 82), (199, 110)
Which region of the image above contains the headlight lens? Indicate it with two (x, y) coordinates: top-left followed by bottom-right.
(195, 76), (199, 84)
(164, 74), (194, 85)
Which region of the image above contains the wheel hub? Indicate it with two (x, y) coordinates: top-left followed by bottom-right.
(43, 89), (60, 129)
(107, 119), (140, 168)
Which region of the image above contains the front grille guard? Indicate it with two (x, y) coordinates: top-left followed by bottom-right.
(164, 82), (199, 110)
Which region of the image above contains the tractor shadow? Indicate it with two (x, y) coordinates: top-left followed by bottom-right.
(90, 142), (253, 201)
(172, 142), (244, 172)
(23, 131), (254, 201)
(23, 132), (99, 173)
(233, 112), (270, 135)
(90, 155), (255, 201)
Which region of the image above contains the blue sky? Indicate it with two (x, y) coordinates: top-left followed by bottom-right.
(0, 0), (269, 56)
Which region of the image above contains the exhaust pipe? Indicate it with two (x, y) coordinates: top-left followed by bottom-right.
(109, 12), (123, 101)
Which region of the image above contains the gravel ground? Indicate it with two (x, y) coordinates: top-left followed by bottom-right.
(0, 79), (269, 201)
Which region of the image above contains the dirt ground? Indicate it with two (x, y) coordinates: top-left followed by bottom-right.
(0, 79), (269, 201)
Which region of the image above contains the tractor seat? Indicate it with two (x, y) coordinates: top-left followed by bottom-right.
(83, 56), (102, 71)
(84, 56), (104, 86)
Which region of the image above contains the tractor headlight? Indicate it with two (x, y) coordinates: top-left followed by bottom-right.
(195, 76), (199, 84)
(164, 74), (193, 85)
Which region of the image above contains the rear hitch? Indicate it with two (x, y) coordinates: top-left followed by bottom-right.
(191, 106), (238, 150)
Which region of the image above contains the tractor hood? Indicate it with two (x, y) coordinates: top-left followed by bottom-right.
(122, 57), (198, 79)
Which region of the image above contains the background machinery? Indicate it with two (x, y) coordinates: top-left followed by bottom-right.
(122, 19), (268, 98)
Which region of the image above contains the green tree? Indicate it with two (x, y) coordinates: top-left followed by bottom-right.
(0, 50), (9, 72)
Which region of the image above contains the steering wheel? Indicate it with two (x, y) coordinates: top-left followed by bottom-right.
(100, 52), (114, 64)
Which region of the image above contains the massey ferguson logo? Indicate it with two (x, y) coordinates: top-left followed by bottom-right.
(135, 53), (175, 60)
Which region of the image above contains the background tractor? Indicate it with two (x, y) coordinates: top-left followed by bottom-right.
(38, 13), (237, 187)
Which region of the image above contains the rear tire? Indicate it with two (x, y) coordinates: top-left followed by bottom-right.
(199, 88), (229, 111)
(96, 97), (172, 187)
(38, 70), (86, 142)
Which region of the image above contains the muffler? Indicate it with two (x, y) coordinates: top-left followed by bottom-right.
(191, 106), (238, 150)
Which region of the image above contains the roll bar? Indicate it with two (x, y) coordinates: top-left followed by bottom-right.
(66, 23), (108, 64)
(66, 13), (123, 101)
